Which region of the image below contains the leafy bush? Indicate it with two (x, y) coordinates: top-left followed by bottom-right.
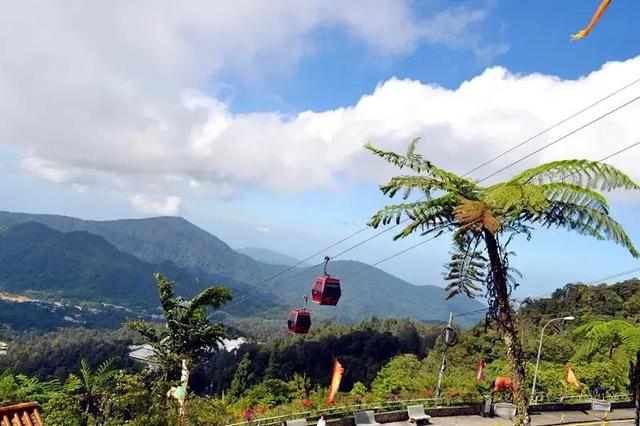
(371, 354), (431, 399)
(239, 379), (296, 408)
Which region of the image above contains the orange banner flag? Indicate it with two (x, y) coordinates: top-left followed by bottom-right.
(565, 366), (582, 388)
(327, 359), (344, 405)
(572, 0), (612, 40)
(476, 360), (487, 382)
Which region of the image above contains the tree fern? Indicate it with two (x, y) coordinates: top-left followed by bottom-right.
(128, 273), (232, 371)
(574, 320), (640, 361)
(367, 140), (639, 426)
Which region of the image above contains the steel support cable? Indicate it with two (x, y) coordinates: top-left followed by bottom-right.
(219, 91), (640, 312)
(317, 138), (640, 311)
(477, 95), (640, 183)
(324, 118), (640, 292)
(586, 266), (640, 285)
(464, 76), (640, 177)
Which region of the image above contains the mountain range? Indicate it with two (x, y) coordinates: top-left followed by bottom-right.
(0, 211), (485, 326)
(238, 247), (305, 267)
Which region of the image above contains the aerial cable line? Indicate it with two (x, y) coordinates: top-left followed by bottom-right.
(464, 75), (640, 177)
(256, 77), (640, 279)
(224, 128), (640, 314)
(477, 94), (640, 182)
(221, 85), (640, 310)
(585, 266), (640, 285)
(520, 260), (640, 304)
(327, 88), (640, 276)
(333, 138), (640, 303)
(222, 102), (640, 312)
(342, 235), (439, 279)
(330, 118), (640, 288)
(220, 224), (409, 311)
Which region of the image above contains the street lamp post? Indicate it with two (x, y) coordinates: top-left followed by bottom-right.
(530, 316), (575, 403)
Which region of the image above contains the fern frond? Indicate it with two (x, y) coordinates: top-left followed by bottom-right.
(511, 159), (640, 191)
(365, 141), (432, 173)
(187, 287), (232, 314)
(365, 141), (476, 196)
(540, 182), (610, 214)
(574, 320), (638, 360)
(96, 357), (116, 381)
(80, 358), (92, 390)
(531, 202), (639, 257)
(379, 175), (465, 199)
(444, 237), (487, 299)
(369, 194), (458, 240)
(155, 273), (179, 314)
(620, 327), (640, 354)
(126, 319), (162, 343)
(482, 183), (549, 218)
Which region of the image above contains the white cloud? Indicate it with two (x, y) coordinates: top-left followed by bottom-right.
(3, 2), (640, 203)
(256, 225), (272, 234)
(129, 195), (181, 216)
(0, 1), (501, 202)
(10, 56), (640, 199)
(21, 158), (72, 184)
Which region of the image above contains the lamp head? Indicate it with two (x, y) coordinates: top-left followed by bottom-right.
(562, 316), (575, 321)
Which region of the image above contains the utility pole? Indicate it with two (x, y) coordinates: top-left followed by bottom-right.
(435, 312), (455, 399)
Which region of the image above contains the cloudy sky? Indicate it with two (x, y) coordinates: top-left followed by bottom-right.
(2, 0), (640, 297)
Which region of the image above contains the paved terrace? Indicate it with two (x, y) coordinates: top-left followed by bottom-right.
(384, 409), (636, 426)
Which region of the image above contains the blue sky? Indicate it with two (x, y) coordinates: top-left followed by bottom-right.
(1, 0), (640, 298)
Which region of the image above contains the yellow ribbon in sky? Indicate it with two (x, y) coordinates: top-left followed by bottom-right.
(572, 0), (612, 40)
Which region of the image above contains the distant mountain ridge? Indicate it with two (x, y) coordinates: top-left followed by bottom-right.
(0, 211), (485, 325)
(0, 222), (282, 315)
(238, 247), (305, 267)
(0, 212), (279, 284)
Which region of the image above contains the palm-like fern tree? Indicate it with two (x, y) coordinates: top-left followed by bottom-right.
(128, 273), (231, 400)
(574, 319), (640, 361)
(367, 139), (639, 424)
(78, 357), (115, 419)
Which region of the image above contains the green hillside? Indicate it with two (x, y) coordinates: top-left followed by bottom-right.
(0, 211), (280, 284)
(260, 260), (485, 325)
(0, 211), (485, 325)
(0, 222), (283, 315)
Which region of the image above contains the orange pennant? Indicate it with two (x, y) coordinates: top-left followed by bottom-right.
(565, 366), (582, 388)
(476, 360), (487, 382)
(327, 359), (344, 405)
(572, 0), (612, 40)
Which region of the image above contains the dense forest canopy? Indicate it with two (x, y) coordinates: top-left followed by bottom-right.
(1, 277), (639, 425)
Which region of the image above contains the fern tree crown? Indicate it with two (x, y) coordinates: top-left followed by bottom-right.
(367, 141), (640, 299)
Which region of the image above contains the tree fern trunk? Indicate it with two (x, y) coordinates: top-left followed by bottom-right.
(484, 230), (529, 425)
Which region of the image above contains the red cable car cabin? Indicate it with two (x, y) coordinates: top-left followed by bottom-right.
(287, 309), (311, 334)
(311, 276), (341, 306)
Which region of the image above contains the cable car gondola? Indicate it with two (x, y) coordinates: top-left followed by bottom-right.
(287, 296), (311, 334)
(311, 256), (341, 306)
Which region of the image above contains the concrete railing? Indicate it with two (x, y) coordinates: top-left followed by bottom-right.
(225, 393), (634, 426)
(225, 397), (479, 426)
